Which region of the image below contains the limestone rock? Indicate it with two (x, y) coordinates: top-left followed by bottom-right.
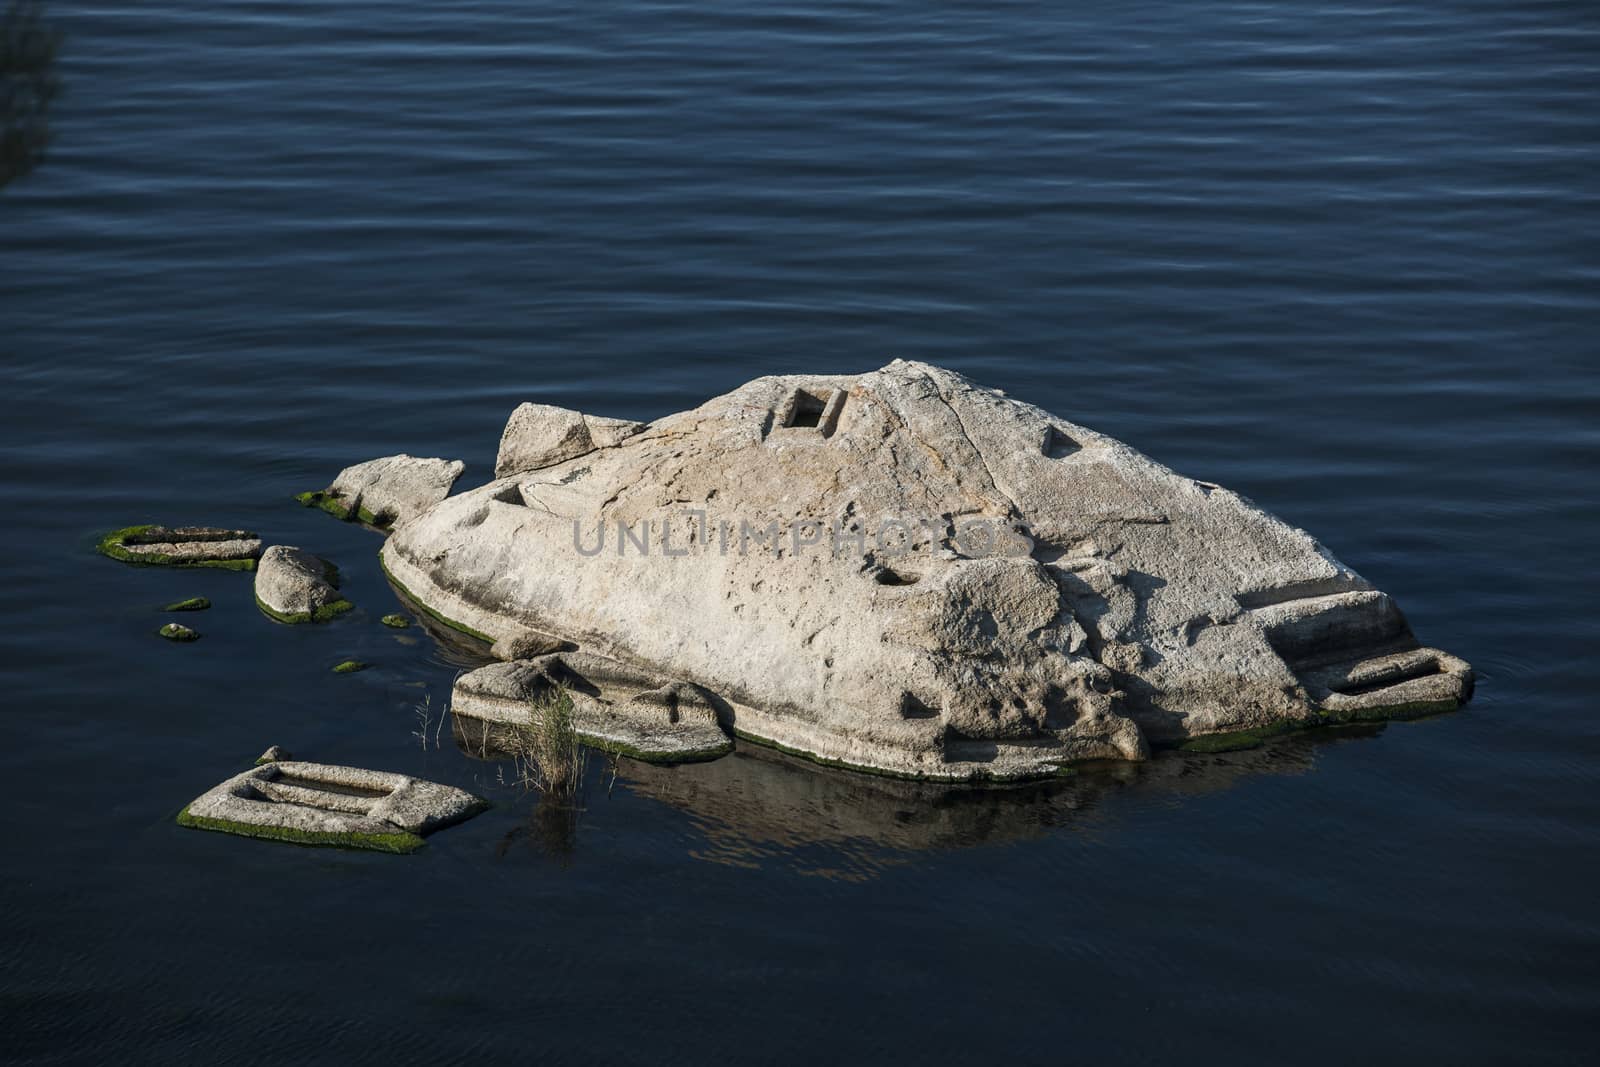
(254, 545), (352, 624)
(495, 402), (647, 478)
(255, 745), (292, 765)
(452, 653), (733, 763)
(302, 454), (464, 529)
(99, 525), (261, 570)
(383, 360), (1473, 780)
(178, 761), (486, 852)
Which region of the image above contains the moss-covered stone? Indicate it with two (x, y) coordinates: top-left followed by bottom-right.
(158, 622), (201, 642)
(164, 596), (211, 612)
(380, 613), (411, 629)
(295, 490), (385, 528)
(254, 593), (355, 626)
(332, 659), (370, 674)
(176, 805), (424, 854)
(98, 524), (258, 570)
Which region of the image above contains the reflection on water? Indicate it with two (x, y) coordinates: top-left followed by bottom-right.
(0, 1), (56, 190)
(457, 710), (1386, 874)
(620, 739), (1354, 864)
(497, 799), (585, 864)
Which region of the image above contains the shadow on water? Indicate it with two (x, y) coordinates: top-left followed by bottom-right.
(0, 1), (57, 191)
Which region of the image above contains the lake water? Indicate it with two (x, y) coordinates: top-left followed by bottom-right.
(3, 1), (1597, 1062)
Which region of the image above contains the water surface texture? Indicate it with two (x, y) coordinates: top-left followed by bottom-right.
(3, 2), (1597, 1063)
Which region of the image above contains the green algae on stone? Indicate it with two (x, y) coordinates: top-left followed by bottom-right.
(164, 596), (211, 612)
(332, 659), (370, 674)
(98, 524), (259, 570)
(377, 551), (494, 644)
(176, 805), (424, 854)
(158, 622), (200, 642)
(380, 613), (411, 629)
(295, 490), (385, 529)
(254, 593), (355, 626)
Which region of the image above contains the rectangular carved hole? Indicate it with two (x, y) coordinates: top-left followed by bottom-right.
(785, 389), (829, 429)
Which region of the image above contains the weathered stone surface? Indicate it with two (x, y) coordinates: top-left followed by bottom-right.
(452, 653), (733, 763)
(254, 545), (352, 624)
(99, 525), (261, 570)
(304, 454), (465, 529)
(489, 628), (567, 661)
(255, 745), (292, 765)
(158, 622), (200, 642)
(384, 360), (1473, 780)
(178, 760), (486, 852)
(495, 403), (647, 478)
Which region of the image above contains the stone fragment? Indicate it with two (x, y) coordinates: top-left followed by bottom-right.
(452, 654), (733, 764)
(254, 545), (352, 624)
(298, 454), (464, 529)
(495, 403), (647, 478)
(99, 526), (261, 570)
(178, 761), (487, 853)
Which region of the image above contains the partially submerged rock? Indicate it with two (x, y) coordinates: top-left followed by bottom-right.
(452, 652), (733, 763)
(332, 659), (369, 674)
(99, 525), (261, 570)
(254, 545), (353, 624)
(158, 622), (200, 642)
(255, 745), (292, 765)
(164, 596), (211, 612)
(380, 613), (411, 629)
(384, 360), (1473, 781)
(298, 453), (465, 529)
(178, 760), (486, 853)
(495, 403), (647, 478)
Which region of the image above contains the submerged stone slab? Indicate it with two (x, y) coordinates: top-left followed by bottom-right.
(254, 545), (353, 624)
(98, 525), (261, 570)
(452, 653), (734, 763)
(178, 760), (487, 853)
(384, 360), (1473, 781)
(298, 453), (465, 529)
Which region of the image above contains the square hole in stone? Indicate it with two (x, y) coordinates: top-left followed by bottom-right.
(785, 389), (829, 429)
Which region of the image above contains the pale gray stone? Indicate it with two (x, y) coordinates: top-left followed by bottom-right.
(324, 453), (465, 528)
(180, 761), (486, 850)
(254, 545), (350, 624)
(452, 654), (733, 763)
(489, 629), (568, 661)
(383, 360), (1472, 779)
(495, 403), (647, 478)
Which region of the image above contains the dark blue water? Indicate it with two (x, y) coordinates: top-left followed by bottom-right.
(3, 2), (1597, 1062)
